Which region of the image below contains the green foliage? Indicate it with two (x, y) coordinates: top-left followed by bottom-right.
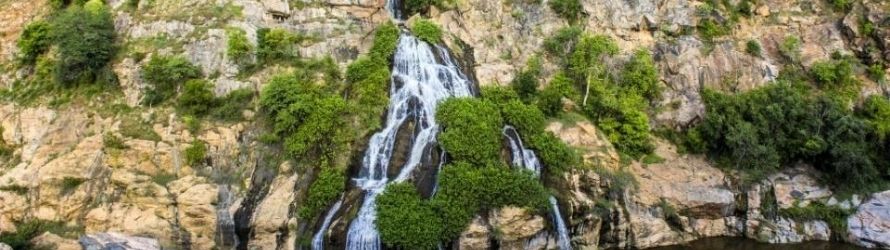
(548, 0), (583, 23)
(432, 162), (549, 240)
(183, 115), (201, 134)
(859, 95), (890, 140)
(50, 4), (116, 85)
(867, 64), (885, 83)
(528, 132), (580, 174)
(568, 34), (619, 81)
(543, 26), (582, 65)
(103, 133), (128, 149)
(17, 21), (52, 64)
(511, 57), (543, 102)
(141, 55), (202, 105)
(620, 49), (661, 102)
(299, 167), (346, 219)
(376, 183), (443, 249)
(810, 59), (856, 88)
(437, 98), (504, 165)
(780, 201), (854, 233)
(226, 27), (253, 64)
(411, 19), (443, 44)
(210, 88), (254, 122)
(257, 28), (299, 63)
(779, 36), (802, 62)
(697, 18), (730, 42)
(536, 73), (577, 117)
(0, 220), (84, 249)
(501, 100), (546, 136)
(184, 140), (207, 166)
(345, 56), (390, 129)
(697, 83), (884, 189)
(60, 177), (85, 195)
(404, 0), (449, 16)
(828, 0), (853, 12)
(151, 172), (178, 186)
(481, 85), (520, 106)
(260, 74), (352, 161)
(177, 79), (216, 116)
(369, 22), (400, 61)
(120, 116), (162, 141)
(745, 40), (762, 57)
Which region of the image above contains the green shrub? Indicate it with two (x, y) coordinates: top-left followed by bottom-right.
(432, 162), (549, 240)
(867, 64), (885, 83)
(569, 34), (619, 81)
(299, 167), (346, 219)
(859, 95), (890, 140)
(60, 177), (85, 195)
(411, 19), (443, 44)
(177, 79), (216, 116)
(17, 21), (52, 64)
(436, 98), (504, 165)
(745, 40), (762, 57)
(141, 55), (203, 105)
(103, 133), (128, 149)
(501, 100), (546, 136)
(548, 0), (583, 23)
(828, 0), (852, 12)
(528, 132), (579, 174)
(346, 57), (390, 130)
(257, 28), (299, 63)
(620, 49), (661, 102)
(0, 220), (83, 249)
(810, 59), (855, 88)
(151, 172), (178, 186)
(376, 183), (443, 249)
(226, 27), (253, 64)
(697, 83), (883, 189)
(369, 22), (400, 62)
(184, 140), (207, 166)
(183, 115), (201, 134)
(779, 201), (853, 233)
(51, 4), (116, 85)
(697, 18), (730, 42)
(210, 88), (254, 122)
(120, 117), (161, 141)
(779, 36), (801, 62)
(543, 26), (583, 64)
(511, 57), (542, 102)
(536, 73), (577, 117)
(481, 85), (520, 107)
(404, 0), (449, 16)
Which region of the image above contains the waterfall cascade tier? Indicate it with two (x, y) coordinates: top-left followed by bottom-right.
(312, 197), (344, 250)
(339, 34), (473, 250)
(504, 126), (573, 250)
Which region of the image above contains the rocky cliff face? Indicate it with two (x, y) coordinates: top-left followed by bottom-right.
(0, 0), (888, 249)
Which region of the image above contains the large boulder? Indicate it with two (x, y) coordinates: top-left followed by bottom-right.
(79, 232), (161, 250)
(849, 190), (890, 248)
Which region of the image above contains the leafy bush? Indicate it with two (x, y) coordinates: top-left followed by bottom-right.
(867, 64), (885, 83)
(120, 116), (161, 141)
(543, 26), (583, 64)
(779, 36), (801, 62)
(60, 177), (85, 195)
(299, 167), (346, 219)
(0, 220), (83, 249)
(697, 18), (730, 42)
(141, 55), (203, 105)
(859, 95), (890, 140)
(481, 85), (520, 106)
(501, 100), (546, 136)
(620, 49), (661, 102)
(257, 28), (299, 63)
(184, 140), (207, 166)
(210, 88), (254, 122)
(103, 133), (128, 149)
(568, 34), (619, 81)
(411, 19), (443, 44)
(177, 79), (216, 116)
(548, 0), (583, 23)
(697, 83), (884, 189)
(828, 0), (852, 12)
(436, 98), (504, 165)
(404, 0), (450, 16)
(432, 162), (549, 240)
(528, 132), (579, 174)
(369, 22), (400, 61)
(780, 201), (853, 233)
(537, 73), (577, 117)
(17, 21), (52, 64)
(810, 59), (855, 88)
(745, 40), (762, 57)
(346, 57), (390, 129)
(226, 27), (253, 64)
(51, 3), (116, 85)
(511, 57), (542, 102)
(376, 183), (443, 249)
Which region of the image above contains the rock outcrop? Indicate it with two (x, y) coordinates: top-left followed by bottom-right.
(849, 191), (890, 248)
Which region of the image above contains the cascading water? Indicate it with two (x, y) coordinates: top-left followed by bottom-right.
(345, 34), (473, 249)
(311, 197), (343, 250)
(503, 126), (573, 250)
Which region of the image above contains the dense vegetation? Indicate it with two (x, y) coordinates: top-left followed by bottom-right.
(411, 19), (443, 44)
(548, 0), (583, 23)
(52, 0), (117, 85)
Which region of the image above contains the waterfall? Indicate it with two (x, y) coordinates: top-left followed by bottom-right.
(342, 34), (473, 250)
(503, 126), (572, 250)
(311, 197), (343, 250)
(216, 185), (239, 248)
